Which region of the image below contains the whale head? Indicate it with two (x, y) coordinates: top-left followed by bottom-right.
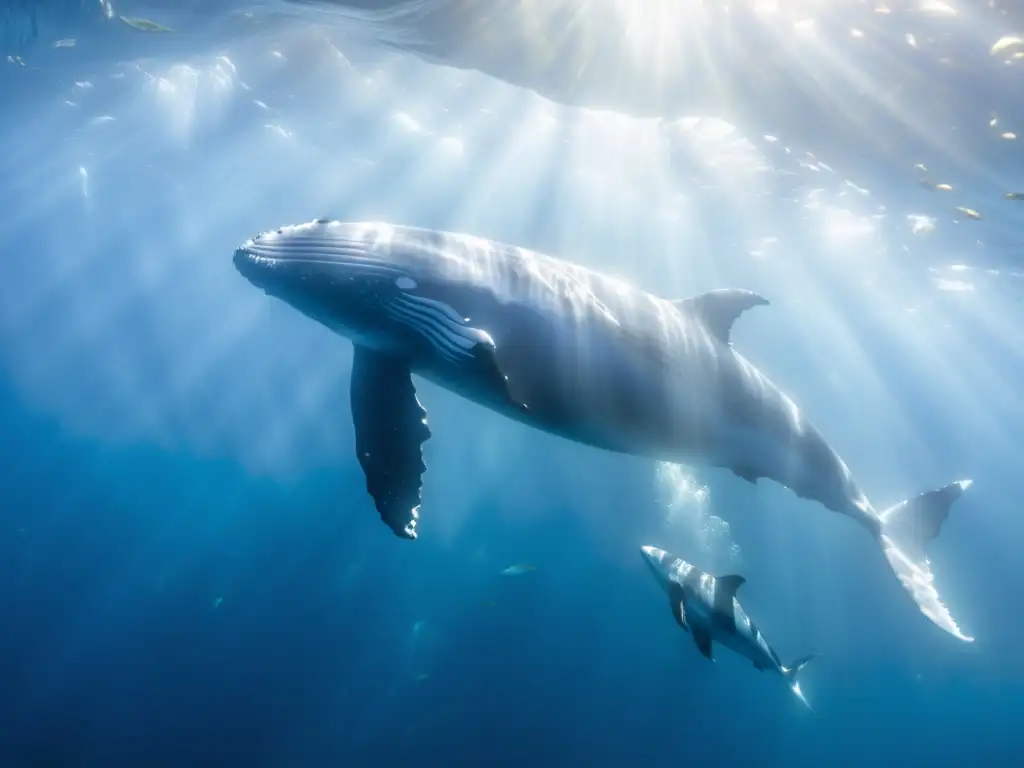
(640, 545), (674, 593)
(233, 220), (466, 356)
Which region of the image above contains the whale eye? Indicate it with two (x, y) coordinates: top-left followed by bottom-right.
(396, 276), (417, 291)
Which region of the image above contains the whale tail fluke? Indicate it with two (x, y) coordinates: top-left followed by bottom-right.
(782, 654), (817, 712)
(876, 480), (974, 643)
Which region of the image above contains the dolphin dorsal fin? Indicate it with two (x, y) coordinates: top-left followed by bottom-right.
(673, 289), (769, 345)
(714, 574), (746, 608)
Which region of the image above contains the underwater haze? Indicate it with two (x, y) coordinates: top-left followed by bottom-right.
(1, 1), (1023, 766)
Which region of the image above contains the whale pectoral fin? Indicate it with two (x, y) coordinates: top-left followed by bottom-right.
(713, 574), (746, 615)
(350, 346), (431, 540)
(673, 289), (769, 345)
(692, 627), (714, 661)
(668, 582), (689, 631)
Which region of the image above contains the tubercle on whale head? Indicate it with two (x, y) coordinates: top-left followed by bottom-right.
(231, 220), (406, 297)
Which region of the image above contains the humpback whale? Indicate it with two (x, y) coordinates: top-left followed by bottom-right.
(233, 219), (973, 641)
(640, 545), (817, 709)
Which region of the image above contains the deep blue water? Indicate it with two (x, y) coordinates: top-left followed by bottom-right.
(1, 2), (1023, 766)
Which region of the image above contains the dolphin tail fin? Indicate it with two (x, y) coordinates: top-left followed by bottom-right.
(781, 654), (817, 713)
(875, 480), (974, 643)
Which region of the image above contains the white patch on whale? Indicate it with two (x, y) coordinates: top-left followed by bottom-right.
(384, 293), (480, 362)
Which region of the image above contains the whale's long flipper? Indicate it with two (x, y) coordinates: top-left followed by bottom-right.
(668, 581), (689, 631)
(692, 626), (714, 661)
(350, 346), (431, 540)
(876, 479), (974, 641)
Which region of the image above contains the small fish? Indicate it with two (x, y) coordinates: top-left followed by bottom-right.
(1005, 192), (1024, 200)
(53, 38), (76, 48)
(935, 183), (953, 191)
(1000, 132), (1017, 141)
(954, 206), (982, 220)
(501, 563), (537, 576)
(119, 16), (173, 32)
(213, 597), (223, 609)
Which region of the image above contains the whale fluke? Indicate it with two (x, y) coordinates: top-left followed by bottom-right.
(782, 654), (818, 712)
(875, 480), (974, 642)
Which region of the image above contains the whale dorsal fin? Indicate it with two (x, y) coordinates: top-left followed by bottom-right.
(673, 289), (769, 345)
(713, 574), (746, 614)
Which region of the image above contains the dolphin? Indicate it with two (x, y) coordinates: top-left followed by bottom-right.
(232, 219), (973, 641)
(640, 545), (816, 709)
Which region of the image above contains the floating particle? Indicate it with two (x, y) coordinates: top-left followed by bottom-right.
(501, 564), (537, 576)
(265, 123), (292, 139)
(119, 16), (173, 32)
(907, 214), (936, 234)
(934, 278), (974, 292)
(990, 35), (1023, 56)
(920, 0), (956, 14)
(954, 206), (982, 220)
(53, 38), (76, 48)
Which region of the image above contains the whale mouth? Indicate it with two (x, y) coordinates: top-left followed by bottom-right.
(640, 545), (667, 563)
(233, 245), (279, 290)
(232, 221), (409, 286)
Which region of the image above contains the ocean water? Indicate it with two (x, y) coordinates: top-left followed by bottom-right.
(1, 1), (1023, 766)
